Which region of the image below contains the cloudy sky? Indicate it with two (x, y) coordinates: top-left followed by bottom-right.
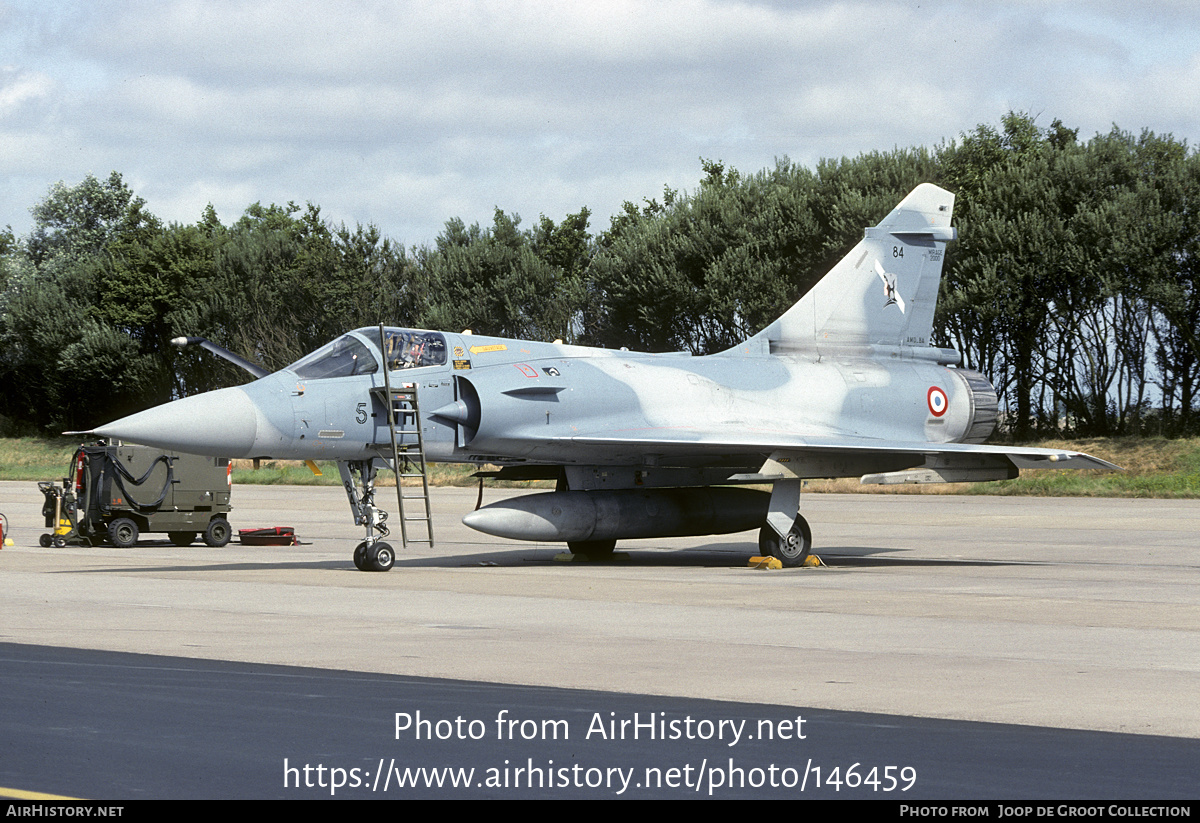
(3, 0), (1199, 246)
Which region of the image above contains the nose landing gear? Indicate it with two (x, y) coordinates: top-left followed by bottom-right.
(340, 459), (393, 572)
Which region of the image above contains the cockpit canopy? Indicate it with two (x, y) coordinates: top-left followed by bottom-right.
(286, 328), (448, 380)
(377, 328), (447, 370)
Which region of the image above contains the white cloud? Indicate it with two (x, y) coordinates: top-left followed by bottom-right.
(0, 68), (53, 115)
(2, 0), (1199, 242)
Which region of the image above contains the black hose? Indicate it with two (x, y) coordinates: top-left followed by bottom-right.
(106, 453), (176, 513)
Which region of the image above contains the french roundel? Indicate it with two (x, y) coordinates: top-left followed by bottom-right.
(927, 386), (948, 417)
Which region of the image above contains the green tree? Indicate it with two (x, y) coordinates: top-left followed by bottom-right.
(0, 173), (167, 429)
(940, 116), (1200, 436)
(415, 209), (588, 342)
(938, 114), (1089, 437)
(202, 202), (414, 372)
(586, 151), (935, 354)
(25, 172), (158, 268)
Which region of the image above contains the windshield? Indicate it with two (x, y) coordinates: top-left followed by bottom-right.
(288, 335), (379, 380)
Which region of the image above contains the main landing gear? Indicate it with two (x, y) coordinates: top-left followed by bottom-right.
(758, 515), (812, 567)
(760, 478), (814, 567)
(340, 459), (394, 572)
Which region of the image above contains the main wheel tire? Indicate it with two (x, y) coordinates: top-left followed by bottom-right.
(353, 541), (369, 571)
(108, 517), (139, 549)
(204, 517), (232, 548)
(39, 533), (52, 548)
(168, 531), (198, 547)
(368, 542), (395, 572)
(567, 539), (616, 559)
(758, 515), (812, 567)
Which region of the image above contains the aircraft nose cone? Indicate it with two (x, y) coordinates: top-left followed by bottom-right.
(93, 386), (260, 457)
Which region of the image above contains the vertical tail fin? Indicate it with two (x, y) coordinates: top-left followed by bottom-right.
(750, 183), (956, 352)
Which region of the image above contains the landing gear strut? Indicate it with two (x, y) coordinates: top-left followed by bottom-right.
(340, 459), (394, 572)
(762, 477), (814, 567)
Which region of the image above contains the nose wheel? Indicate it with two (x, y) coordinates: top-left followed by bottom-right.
(354, 540), (395, 572)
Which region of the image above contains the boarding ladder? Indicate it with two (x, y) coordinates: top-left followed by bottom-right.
(374, 326), (434, 549)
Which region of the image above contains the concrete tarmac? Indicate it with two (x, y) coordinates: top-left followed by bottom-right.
(2, 480), (1198, 741)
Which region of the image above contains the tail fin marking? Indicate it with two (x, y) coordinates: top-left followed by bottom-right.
(746, 183), (956, 354)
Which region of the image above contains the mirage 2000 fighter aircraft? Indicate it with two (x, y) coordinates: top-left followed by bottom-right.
(90, 184), (1117, 571)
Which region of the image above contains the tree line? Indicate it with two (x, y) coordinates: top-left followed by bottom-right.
(2, 112), (1197, 438)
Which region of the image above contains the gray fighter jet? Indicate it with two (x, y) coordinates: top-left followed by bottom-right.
(91, 184), (1117, 571)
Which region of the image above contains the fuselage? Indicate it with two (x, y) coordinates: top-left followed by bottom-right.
(95, 326), (995, 472)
